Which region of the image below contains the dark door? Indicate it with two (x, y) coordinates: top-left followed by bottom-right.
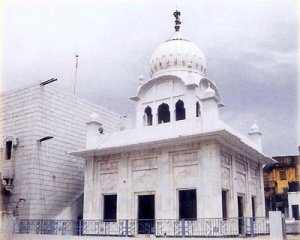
(103, 195), (117, 221)
(292, 205), (299, 220)
(238, 196), (244, 235)
(179, 189), (197, 220)
(138, 195), (155, 234)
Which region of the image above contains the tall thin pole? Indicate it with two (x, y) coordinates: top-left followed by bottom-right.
(73, 54), (79, 95)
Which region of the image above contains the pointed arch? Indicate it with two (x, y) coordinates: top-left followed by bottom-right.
(144, 106), (153, 126)
(175, 100), (186, 121)
(196, 102), (201, 117)
(157, 103), (170, 124)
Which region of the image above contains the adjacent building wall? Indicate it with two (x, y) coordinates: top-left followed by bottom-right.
(263, 155), (300, 217)
(0, 84), (126, 219)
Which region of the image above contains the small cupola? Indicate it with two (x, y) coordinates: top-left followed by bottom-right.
(248, 123), (263, 152)
(200, 83), (220, 130)
(86, 113), (103, 148)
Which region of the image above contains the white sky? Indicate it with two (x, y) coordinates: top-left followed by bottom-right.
(1, 0), (299, 156)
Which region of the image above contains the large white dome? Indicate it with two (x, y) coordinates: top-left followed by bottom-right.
(150, 31), (207, 78)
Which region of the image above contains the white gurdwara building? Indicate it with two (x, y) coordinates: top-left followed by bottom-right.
(72, 11), (273, 235)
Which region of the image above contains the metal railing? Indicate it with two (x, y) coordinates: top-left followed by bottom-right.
(13, 217), (269, 237)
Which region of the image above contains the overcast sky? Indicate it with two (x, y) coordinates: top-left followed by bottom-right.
(1, 0), (299, 156)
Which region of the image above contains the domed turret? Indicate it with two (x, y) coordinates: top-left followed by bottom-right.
(149, 11), (207, 78)
(250, 123), (260, 133)
(132, 10), (220, 128)
(89, 112), (100, 122)
(204, 83), (216, 98)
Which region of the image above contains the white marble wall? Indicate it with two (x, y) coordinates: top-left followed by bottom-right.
(0, 85), (124, 219)
(84, 141), (266, 221)
(220, 146), (265, 218)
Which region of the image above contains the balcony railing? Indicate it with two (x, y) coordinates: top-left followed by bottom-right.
(13, 217), (269, 238)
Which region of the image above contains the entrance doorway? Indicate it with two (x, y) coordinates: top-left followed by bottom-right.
(179, 189), (197, 220)
(138, 195), (155, 234)
(238, 196), (244, 235)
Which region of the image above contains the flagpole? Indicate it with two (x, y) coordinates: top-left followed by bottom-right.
(73, 54), (79, 95)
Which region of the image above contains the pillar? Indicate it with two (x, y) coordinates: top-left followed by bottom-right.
(156, 151), (171, 219)
(83, 157), (97, 219)
(199, 142), (222, 218)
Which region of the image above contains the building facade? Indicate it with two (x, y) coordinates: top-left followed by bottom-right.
(72, 11), (273, 236)
(0, 83), (126, 220)
(264, 155), (300, 219)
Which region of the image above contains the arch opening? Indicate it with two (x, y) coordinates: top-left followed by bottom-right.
(175, 100), (186, 121)
(196, 102), (201, 117)
(158, 103), (170, 124)
(144, 106), (153, 126)
(5, 141), (12, 160)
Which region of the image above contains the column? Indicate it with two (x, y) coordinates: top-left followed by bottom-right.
(156, 151), (171, 219)
(197, 146), (203, 218)
(246, 160), (251, 217)
(231, 156), (238, 217)
(269, 211), (284, 240)
(83, 157), (97, 219)
(199, 142), (222, 218)
(258, 165), (266, 216)
(185, 89), (196, 120)
(117, 154), (129, 219)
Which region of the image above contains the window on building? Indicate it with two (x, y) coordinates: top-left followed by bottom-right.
(251, 196), (256, 219)
(222, 190), (228, 220)
(103, 194), (117, 221)
(175, 100), (185, 121)
(196, 102), (201, 117)
(263, 173), (269, 183)
(292, 205), (299, 220)
(5, 141), (13, 160)
(158, 103), (170, 124)
(179, 189), (197, 220)
(144, 106), (153, 126)
(279, 170), (286, 180)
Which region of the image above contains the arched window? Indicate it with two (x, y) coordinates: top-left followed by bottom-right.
(5, 141), (12, 160)
(175, 100), (186, 121)
(144, 106), (153, 126)
(196, 102), (201, 117)
(3, 136), (17, 161)
(158, 103), (170, 124)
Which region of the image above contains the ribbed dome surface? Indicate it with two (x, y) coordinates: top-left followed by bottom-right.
(150, 32), (207, 78)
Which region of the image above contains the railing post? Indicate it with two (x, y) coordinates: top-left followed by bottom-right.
(243, 217), (246, 237)
(12, 219), (16, 233)
(269, 211), (285, 240)
(125, 219), (129, 237)
(250, 217), (254, 238)
(181, 219), (185, 237)
(79, 220), (82, 236)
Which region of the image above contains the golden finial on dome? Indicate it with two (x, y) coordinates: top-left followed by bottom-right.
(173, 10), (181, 32)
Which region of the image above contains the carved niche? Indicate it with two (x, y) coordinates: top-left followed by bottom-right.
(132, 157), (158, 171)
(221, 167), (230, 189)
(100, 173), (118, 192)
(250, 165), (259, 177)
(236, 173), (246, 194)
(174, 166), (197, 187)
(172, 151), (198, 167)
(249, 177), (257, 196)
(99, 161), (118, 174)
(133, 170), (157, 191)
